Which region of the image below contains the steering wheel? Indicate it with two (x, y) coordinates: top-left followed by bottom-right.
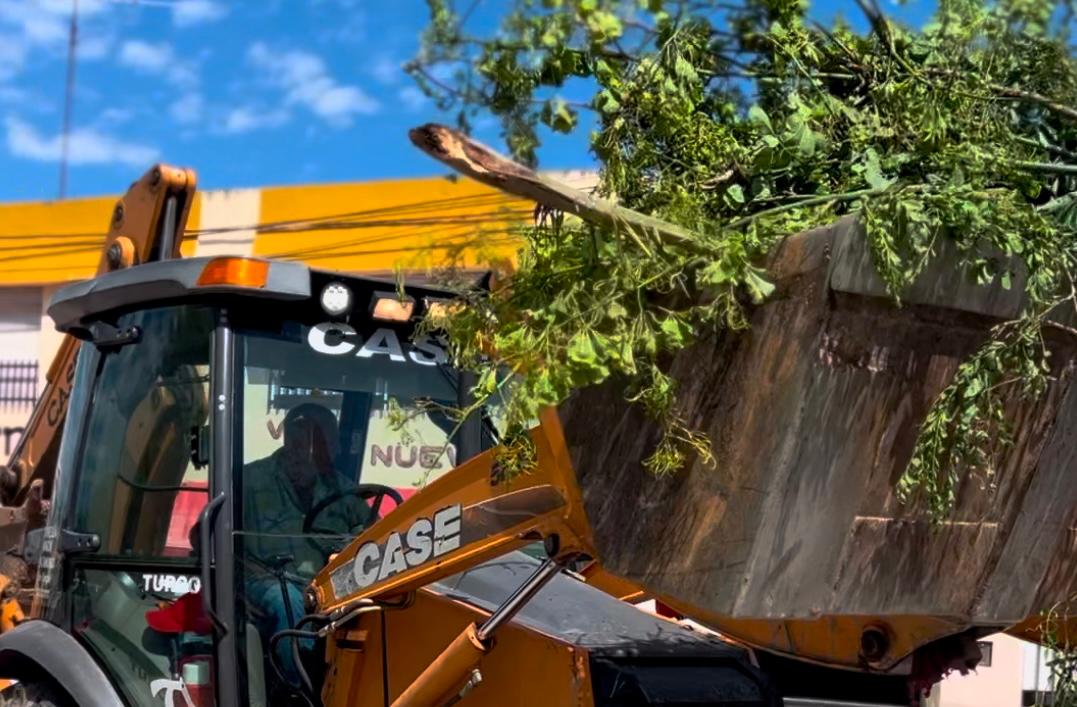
(302, 484), (404, 536)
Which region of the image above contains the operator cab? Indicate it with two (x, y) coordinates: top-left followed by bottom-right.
(36, 257), (497, 707)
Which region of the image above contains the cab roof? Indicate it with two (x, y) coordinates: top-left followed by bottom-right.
(48, 256), (464, 338)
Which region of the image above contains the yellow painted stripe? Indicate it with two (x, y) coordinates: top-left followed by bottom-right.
(0, 175), (531, 285)
(254, 176), (529, 274)
(0, 195), (114, 285)
(179, 192), (203, 258)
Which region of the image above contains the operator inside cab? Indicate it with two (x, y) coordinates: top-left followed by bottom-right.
(243, 402), (370, 683)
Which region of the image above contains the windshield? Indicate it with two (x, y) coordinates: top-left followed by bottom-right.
(235, 319), (490, 581)
(231, 312), (499, 705)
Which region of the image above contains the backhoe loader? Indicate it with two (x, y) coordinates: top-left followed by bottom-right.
(0, 165), (783, 707)
(0, 154), (1065, 707)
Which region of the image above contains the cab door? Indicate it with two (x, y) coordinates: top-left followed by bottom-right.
(41, 305), (223, 707)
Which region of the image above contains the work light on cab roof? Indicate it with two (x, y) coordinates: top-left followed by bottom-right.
(320, 281), (352, 317)
(371, 291), (414, 322)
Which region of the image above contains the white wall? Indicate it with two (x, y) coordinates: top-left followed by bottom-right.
(0, 286), (41, 360)
(937, 633), (1025, 707)
(0, 286), (43, 457)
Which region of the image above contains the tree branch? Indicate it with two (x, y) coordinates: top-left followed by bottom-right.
(726, 188), (881, 229)
(408, 123), (706, 253)
(1012, 160), (1077, 175)
(991, 84), (1077, 122)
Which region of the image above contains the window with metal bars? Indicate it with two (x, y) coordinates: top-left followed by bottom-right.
(0, 360), (38, 408)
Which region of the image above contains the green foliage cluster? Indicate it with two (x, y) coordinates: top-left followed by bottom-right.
(1040, 594), (1077, 705)
(408, 0), (1077, 507)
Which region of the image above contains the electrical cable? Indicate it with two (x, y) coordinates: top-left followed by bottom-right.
(0, 190), (524, 244)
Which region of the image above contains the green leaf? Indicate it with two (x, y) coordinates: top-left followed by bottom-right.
(567, 333), (597, 364)
(796, 126), (816, 157)
(542, 98), (578, 133)
(748, 105), (773, 132)
(586, 10), (623, 40)
(725, 184), (745, 206)
(863, 149), (895, 191)
(596, 89), (620, 114)
(659, 316), (692, 346)
(744, 269), (775, 303)
(673, 55), (697, 82)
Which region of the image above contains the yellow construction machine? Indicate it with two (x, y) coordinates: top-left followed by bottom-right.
(0, 156), (1066, 707)
(0, 165), (784, 707)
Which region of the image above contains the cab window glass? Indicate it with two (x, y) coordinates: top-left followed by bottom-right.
(69, 567), (211, 707)
(69, 306), (212, 558)
(237, 323), (464, 571)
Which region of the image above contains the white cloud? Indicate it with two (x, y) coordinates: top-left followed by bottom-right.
(0, 34), (26, 81)
(0, 2), (66, 45)
(0, 0), (107, 46)
(5, 116), (158, 166)
(397, 86), (427, 112)
(171, 0), (227, 28)
(217, 105), (288, 135)
(247, 42), (379, 126)
(96, 107), (134, 125)
(170, 91), (204, 125)
(118, 40), (198, 88)
(0, 1), (111, 83)
(77, 33), (113, 61)
(119, 39), (171, 72)
(371, 56), (402, 85)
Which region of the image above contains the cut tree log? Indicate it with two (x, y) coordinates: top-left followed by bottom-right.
(408, 123), (703, 255)
(410, 123), (1077, 671)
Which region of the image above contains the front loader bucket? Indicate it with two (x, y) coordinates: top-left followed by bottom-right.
(561, 216), (1077, 670)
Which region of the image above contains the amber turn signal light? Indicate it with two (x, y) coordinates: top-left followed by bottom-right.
(196, 258), (269, 288)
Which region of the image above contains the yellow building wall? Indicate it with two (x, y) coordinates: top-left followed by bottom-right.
(0, 174), (529, 285)
(254, 177), (529, 273)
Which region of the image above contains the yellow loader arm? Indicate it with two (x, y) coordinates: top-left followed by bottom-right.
(311, 408), (595, 614)
(311, 409), (599, 707)
(3, 165), (196, 506)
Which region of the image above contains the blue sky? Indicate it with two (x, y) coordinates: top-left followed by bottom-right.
(0, 0), (934, 202)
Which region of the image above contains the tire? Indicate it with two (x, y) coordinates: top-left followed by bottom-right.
(0, 681), (75, 707)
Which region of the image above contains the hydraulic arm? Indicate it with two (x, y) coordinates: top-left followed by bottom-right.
(310, 408), (598, 706)
(1, 165), (196, 508)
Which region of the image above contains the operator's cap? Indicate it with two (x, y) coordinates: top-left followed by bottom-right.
(145, 591), (212, 635)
